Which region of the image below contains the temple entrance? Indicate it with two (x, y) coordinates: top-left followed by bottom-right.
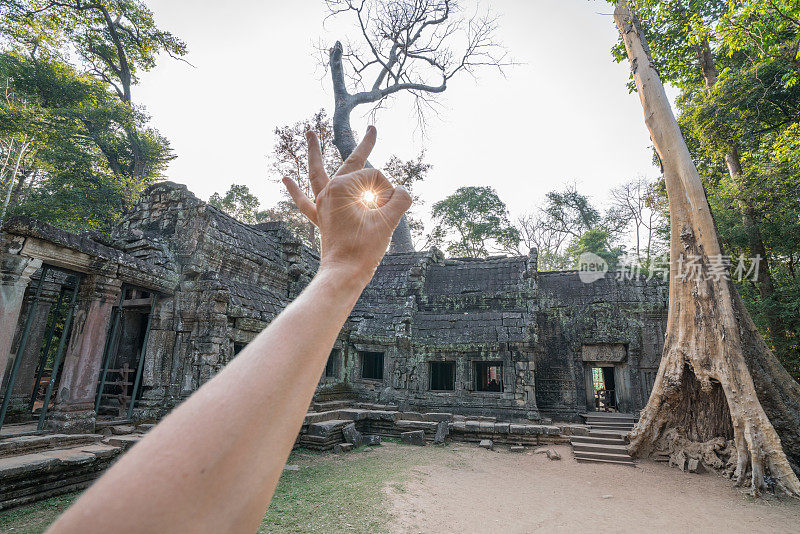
(584, 364), (623, 412)
(29, 277), (81, 420)
(95, 287), (156, 420)
(591, 366), (616, 411)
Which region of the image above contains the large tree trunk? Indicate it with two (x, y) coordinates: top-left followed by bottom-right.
(615, 1), (800, 496)
(328, 42), (415, 253)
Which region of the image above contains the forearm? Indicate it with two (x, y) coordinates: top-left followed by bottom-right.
(49, 266), (369, 534)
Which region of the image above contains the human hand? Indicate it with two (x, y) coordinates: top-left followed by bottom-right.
(282, 126), (412, 285)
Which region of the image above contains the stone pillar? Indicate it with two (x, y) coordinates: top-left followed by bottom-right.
(5, 280), (60, 422)
(0, 254), (42, 387)
(47, 274), (122, 433)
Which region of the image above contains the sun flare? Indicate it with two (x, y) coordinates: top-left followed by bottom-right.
(361, 190), (377, 206)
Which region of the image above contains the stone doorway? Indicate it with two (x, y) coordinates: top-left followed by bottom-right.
(588, 365), (617, 412)
(0, 267), (81, 430)
(94, 287), (154, 420)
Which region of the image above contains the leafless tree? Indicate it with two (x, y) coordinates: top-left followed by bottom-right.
(507, 211), (572, 270)
(322, 0), (511, 252)
(608, 177), (666, 267)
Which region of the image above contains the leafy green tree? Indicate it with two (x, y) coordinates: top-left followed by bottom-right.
(566, 228), (626, 270)
(431, 186), (519, 258)
(384, 151), (433, 249)
(209, 184), (260, 224)
(542, 184), (601, 239)
(0, 52), (170, 231)
(0, 0), (185, 231)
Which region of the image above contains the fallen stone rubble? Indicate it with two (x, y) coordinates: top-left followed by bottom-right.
(297, 404), (586, 452)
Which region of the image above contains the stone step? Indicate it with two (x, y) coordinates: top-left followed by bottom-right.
(584, 417), (637, 426)
(0, 434), (103, 458)
(588, 423), (635, 431)
(575, 456), (636, 466)
(573, 450), (634, 464)
(101, 435), (141, 450)
(570, 435), (626, 446)
(582, 412), (637, 422)
(586, 429), (630, 439)
(0, 442), (124, 510)
(572, 442), (629, 455)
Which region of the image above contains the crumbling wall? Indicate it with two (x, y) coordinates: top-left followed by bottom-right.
(534, 271), (668, 421)
(32, 181), (665, 424)
(112, 183), (318, 417)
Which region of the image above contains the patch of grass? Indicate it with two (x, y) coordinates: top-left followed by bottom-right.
(0, 443), (445, 534)
(0, 492), (79, 534)
(260, 443), (424, 533)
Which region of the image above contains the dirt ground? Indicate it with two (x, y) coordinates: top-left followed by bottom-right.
(386, 444), (800, 534)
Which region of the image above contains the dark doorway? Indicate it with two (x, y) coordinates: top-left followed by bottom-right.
(95, 288), (153, 419)
(325, 349), (339, 378)
(360, 351), (384, 381)
(590, 366), (617, 411)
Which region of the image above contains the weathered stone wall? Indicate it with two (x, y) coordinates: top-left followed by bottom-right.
(95, 182), (668, 422)
(534, 271), (668, 420)
(2, 181), (668, 427)
(109, 183), (318, 417)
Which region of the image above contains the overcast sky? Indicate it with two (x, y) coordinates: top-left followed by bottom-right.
(136, 0), (673, 226)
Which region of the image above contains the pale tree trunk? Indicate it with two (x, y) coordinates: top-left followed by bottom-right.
(329, 42), (415, 253)
(615, 1), (800, 496)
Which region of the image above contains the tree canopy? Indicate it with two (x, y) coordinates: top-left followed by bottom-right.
(0, 0), (185, 232)
(431, 186), (519, 258)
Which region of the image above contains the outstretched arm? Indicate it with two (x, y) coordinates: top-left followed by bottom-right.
(48, 126), (411, 534)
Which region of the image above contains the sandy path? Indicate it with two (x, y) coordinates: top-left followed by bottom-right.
(386, 444), (800, 533)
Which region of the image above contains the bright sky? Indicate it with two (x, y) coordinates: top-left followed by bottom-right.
(136, 0), (673, 225)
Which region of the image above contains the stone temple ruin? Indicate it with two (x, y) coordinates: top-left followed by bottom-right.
(0, 181), (668, 507)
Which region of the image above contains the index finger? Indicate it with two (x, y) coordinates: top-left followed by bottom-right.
(306, 130), (329, 196)
(336, 125), (377, 175)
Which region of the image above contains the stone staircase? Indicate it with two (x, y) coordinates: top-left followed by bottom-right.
(571, 412), (637, 466)
(0, 427), (144, 510)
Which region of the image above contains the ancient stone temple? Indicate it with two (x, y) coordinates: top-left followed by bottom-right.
(1, 181), (668, 434)
(0, 181), (669, 506)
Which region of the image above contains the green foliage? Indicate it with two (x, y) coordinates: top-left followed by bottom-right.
(542, 184), (601, 239)
(0, 52), (170, 231)
(431, 186), (520, 258)
(0, 1), (184, 232)
(1, 0), (187, 103)
(209, 184), (261, 224)
(383, 151), (433, 249)
(566, 228), (626, 270)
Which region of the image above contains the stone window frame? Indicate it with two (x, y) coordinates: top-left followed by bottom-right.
(360, 351), (385, 382)
(428, 360), (456, 391)
(473, 360), (504, 393)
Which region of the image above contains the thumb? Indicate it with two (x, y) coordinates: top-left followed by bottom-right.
(379, 185), (412, 228)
